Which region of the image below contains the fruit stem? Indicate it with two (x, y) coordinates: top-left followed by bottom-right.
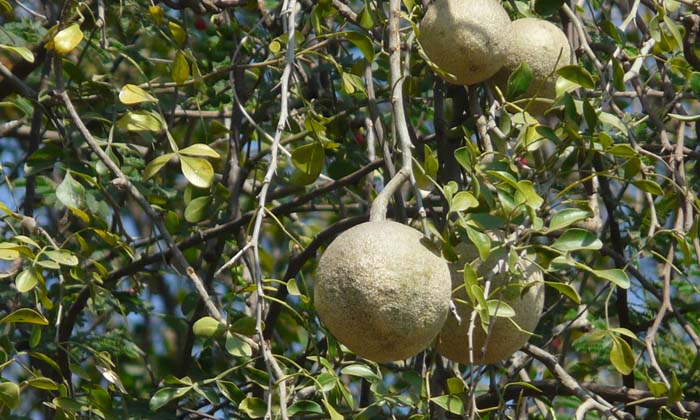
(369, 168), (409, 222)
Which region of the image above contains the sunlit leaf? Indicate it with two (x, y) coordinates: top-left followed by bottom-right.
(44, 249), (79, 266)
(609, 336), (634, 375)
(549, 208), (591, 232)
(0, 382), (20, 409)
(179, 144), (220, 158)
(557, 65), (595, 89)
(119, 84), (158, 104)
(116, 110), (164, 132)
(0, 44), (34, 63)
(192, 316), (225, 337)
(144, 153), (175, 181)
(450, 191), (478, 213)
(544, 281), (581, 304)
(591, 268), (630, 289)
(225, 332), (252, 357)
(180, 155), (214, 188)
(56, 172), (86, 209)
(53, 24), (83, 55)
(16, 269), (39, 293)
(551, 228), (602, 252)
(0, 308), (49, 325)
(240, 397), (267, 418)
(168, 21), (187, 46)
(172, 50), (190, 85)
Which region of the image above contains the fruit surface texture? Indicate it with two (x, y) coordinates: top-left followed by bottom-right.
(315, 221), (452, 362)
(436, 240), (545, 364)
(419, 0), (511, 85)
(495, 18), (573, 111)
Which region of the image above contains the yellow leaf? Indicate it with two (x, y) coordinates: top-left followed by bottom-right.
(53, 24), (83, 55)
(119, 84), (158, 105)
(169, 21), (187, 46)
(149, 5), (164, 26)
(172, 51), (190, 85)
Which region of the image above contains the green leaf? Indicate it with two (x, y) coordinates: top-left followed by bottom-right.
(44, 249), (79, 266)
(430, 395), (464, 415)
(344, 31), (375, 62)
(450, 191), (478, 213)
(591, 268), (630, 289)
(0, 44), (34, 63)
(184, 196), (211, 223)
(192, 316), (225, 337)
(465, 225), (491, 261)
(56, 172), (86, 209)
(230, 316), (257, 336)
(515, 180), (543, 209)
(149, 386), (192, 411)
(16, 269), (39, 293)
(357, 3), (375, 29)
(172, 50), (190, 85)
(0, 382), (20, 409)
(119, 84), (158, 104)
(646, 378), (668, 397)
(26, 377), (59, 391)
(454, 146), (474, 172)
(180, 144), (220, 158)
(446, 377), (466, 394)
(0, 308), (49, 325)
(669, 371), (683, 403)
(463, 263), (478, 304)
(117, 110), (164, 132)
(557, 65), (595, 89)
(288, 400), (324, 416)
(225, 332), (253, 357)
(549, 208), (592, 232)
(168, 21), (187, 46)
(341, 364), (380, 381)
(632, 179), (663, 196)
(551, 228), (602, 252)
(534, 0), (564, 16)
(180, 155), (214, 188)
(609, 336), (635, 375)
(582, 98), (598, 130)
(607, 144), (637, 158)
(240, 397), (268, 418)
(216, 380), (244, 403)
(291, 142), (325, 185)
(53, 24), (83, 55)
(544, 281), (581, 304)
(486, 300), (515, 318)
(322, 399), (344, 420)
(144, 153), (175, 181)
(506, 62), (533, 99)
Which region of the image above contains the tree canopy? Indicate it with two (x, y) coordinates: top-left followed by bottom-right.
(0, 0), (699, 418)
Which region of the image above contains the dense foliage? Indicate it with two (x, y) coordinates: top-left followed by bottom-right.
(0, 0), (699, 418)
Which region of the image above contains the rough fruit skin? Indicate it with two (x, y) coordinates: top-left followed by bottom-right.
(419, 0), (511, 85)
(436, 241), (544, 364)
(494, 18), (573, 112)
(315, 221), (452, 362)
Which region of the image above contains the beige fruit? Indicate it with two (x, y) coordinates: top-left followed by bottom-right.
(315, 221), (452, 362)
(494, 18), (573, 112)
(419, 0), (511, 85)
(436, 239), (544, 364)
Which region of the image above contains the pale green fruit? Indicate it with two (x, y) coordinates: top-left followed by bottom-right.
(419, 0), (511, 85)
(436, 240), (544, 364)
(315, 221), (452, 362)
